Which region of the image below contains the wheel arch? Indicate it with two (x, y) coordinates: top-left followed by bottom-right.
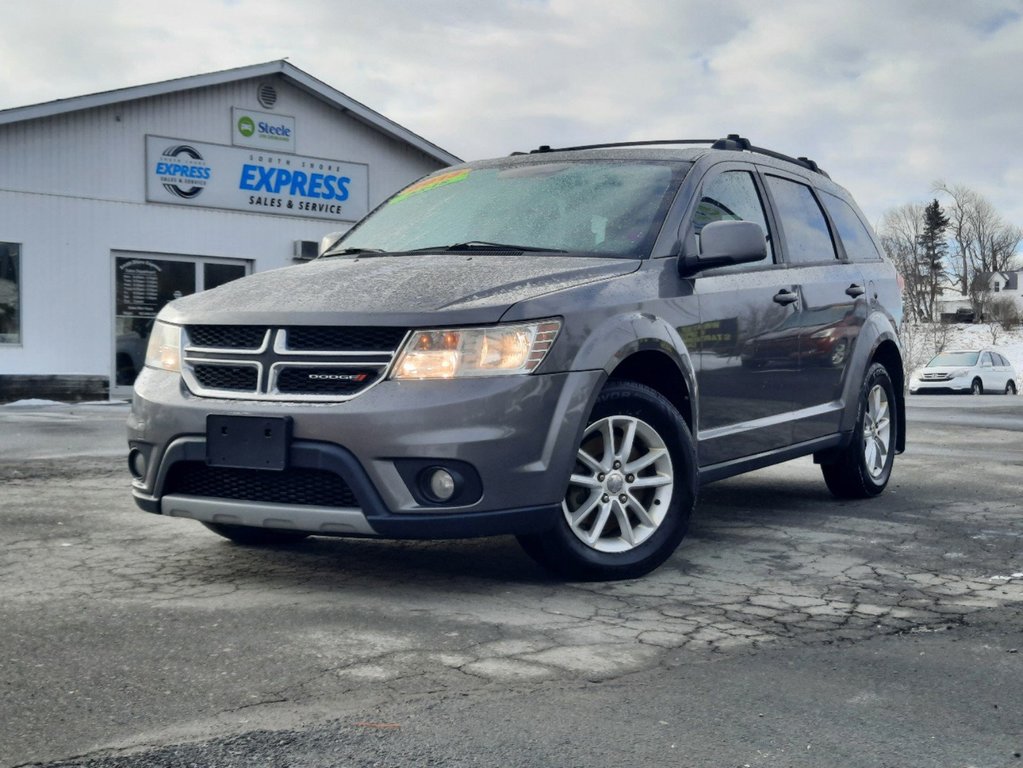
(607, 349), (694, 432)
(870, 338), (906, 454)
(828, 311), (906, 456)
(563, 311), (698, 433)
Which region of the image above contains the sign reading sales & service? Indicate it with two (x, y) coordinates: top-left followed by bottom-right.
(145, 136), (369, 222)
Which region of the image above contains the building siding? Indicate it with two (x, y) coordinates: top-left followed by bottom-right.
(0, 69), (452, 397)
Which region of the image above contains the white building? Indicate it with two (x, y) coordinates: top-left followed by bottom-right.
(982, 271), (1023, 309)
(0, 61), (458, 400)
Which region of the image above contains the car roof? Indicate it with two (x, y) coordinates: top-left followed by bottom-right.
(458, 135), (853, 198)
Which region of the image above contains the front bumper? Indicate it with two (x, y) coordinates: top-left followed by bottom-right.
(129, 367), (602, 539)
(908, 376), (971, 394)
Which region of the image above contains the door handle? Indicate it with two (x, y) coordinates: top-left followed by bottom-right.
(846, 283), (865, 298)
(773, 289), (798, 306)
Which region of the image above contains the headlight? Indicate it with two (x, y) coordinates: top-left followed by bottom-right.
(144, 320), (182, 372)
(392, 319), (561, 379)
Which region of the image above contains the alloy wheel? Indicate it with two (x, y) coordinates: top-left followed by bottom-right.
(563, 415), (674, 553)
(862, 384), (892, 480)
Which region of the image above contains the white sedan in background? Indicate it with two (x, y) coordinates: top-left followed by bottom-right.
(909, 349), (1018, 395)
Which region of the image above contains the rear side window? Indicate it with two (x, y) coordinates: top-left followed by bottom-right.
(692, 171), (773, 265)
(822, 192), (882, 262)
(765, 176), (837, 264)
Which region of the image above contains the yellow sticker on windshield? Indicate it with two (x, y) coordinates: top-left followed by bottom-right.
(390, 169), (471, 203)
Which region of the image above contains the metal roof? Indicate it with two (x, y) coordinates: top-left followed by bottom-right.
(0, 60), (461, 166)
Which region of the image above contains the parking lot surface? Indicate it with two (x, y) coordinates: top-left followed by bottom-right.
(1, 396), (1021, 767)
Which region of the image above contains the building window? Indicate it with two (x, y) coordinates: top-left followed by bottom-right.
(0, 242), (20, 344)
(113, 253), (250, 386)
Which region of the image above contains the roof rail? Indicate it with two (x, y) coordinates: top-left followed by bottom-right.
(521, 134), (829, 177)
(526, 139), (719, 154)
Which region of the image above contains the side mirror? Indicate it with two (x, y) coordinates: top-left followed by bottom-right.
(678, 220), (767, 277)
(318, 231), (346, 257)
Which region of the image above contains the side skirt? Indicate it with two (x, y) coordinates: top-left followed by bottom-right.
(697, 433), (847, 487)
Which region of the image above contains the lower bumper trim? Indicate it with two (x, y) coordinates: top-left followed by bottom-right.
(134, 490), (560, 540)
(162, 494), (377, 535)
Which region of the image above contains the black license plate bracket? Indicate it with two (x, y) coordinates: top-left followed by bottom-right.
(206, 415), (291, 471)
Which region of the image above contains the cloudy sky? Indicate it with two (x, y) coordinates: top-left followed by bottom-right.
(2, 0), (1021, 228)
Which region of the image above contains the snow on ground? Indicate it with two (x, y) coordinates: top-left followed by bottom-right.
(902, 322), (1023, 383)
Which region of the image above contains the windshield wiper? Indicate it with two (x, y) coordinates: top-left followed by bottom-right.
(319, 247), (386, 258)
(324, 242), (569, 258)
(444, 241), (568, 253)
(393, 241), (568, 254)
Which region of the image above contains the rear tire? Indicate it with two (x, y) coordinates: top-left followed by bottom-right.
(1005, 381), (1017, 395)
(517, 381), (696, 580)
(202, 522), (309, 546)
(821, 363), (896, 499)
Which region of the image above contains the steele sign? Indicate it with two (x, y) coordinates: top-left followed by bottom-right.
(232, 107), (297, 152)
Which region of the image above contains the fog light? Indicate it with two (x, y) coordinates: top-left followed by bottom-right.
(427, 468), (456, 502)
(128, 448), (147, 480)
(398, 459), (481, 507)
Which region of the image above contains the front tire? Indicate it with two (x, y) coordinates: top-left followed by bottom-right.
(821, 363), (896, 499)
(517, 381), (696, 580)
(202, 522), (310, 546)
(971, 378), (983, 395)
(1005, 381), (1017, 395)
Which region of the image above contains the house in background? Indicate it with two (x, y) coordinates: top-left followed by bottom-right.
(982, 271), (1023, 307)
(937, 271), (1023, 323)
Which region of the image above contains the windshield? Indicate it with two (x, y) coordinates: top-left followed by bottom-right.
(333, 160), (690, 258)
(928, 351), (979, 367)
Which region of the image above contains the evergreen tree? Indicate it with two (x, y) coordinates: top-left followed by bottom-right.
(917, 199), (949, 319)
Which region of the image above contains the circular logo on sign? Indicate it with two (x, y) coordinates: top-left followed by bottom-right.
(237, 115), (256, 137)
(158, 145), (210, 199)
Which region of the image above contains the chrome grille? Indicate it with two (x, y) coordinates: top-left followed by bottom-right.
(181, 325), (408, 401)
(285, 327), (407, 351)
(188, 325), (268, 349)
(193, 364), (259, 391)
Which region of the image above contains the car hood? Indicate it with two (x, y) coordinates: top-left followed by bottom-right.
(160, 253), (640, 326)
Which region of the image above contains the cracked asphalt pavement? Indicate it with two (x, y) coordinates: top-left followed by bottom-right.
(1, 397), (1021, 767)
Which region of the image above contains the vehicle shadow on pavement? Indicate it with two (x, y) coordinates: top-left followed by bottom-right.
(194, 533), (561, 587)
(182, 473), (846, 588)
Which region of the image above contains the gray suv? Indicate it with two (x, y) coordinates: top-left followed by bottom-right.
(128, 135), (905, 579)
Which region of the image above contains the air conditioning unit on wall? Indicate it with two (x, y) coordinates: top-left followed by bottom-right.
(293, 240), (318, 261)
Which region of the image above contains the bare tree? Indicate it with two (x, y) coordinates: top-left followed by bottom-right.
(933, 182), (1023, 301)
(988, 296), (1020, 330)
(879, 202), (934, 321)
(899, 319), (952, 376)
